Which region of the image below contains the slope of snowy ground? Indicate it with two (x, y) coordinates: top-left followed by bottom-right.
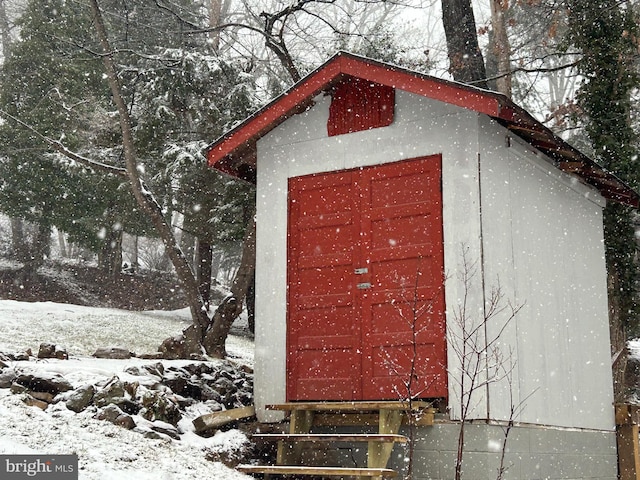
(0, 300), (253, 479)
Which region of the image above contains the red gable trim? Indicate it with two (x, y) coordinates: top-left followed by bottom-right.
(206, 52), (640, 208)
(206, 52), (505, 171)
(206, 59), (343, 174)
(335, 54), (504, 117)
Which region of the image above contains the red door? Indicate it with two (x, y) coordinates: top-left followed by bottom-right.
(287, 155), (447, 401)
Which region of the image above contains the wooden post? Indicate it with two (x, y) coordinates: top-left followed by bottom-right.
(616, 404), (640, 480)
(368, 409), (402, 469)
(278, 410), (315, 465)
(618, 424), (640, 480)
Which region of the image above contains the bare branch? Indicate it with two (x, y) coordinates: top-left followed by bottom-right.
(152, 0), (201, 30)
(0, 107), (127, 177)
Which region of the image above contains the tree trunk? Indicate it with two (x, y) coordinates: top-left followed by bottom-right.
(211, 249), (222, 284)
(98, 228), (122, 276)
(209, 0), (223, 52)
(247, 270), (255, 334)
(180, 228), (196, 268)
(10, 217), (26, 262)
(441, 0), (488, 88)
(0, 0), (12, 60)
(489, 0), (511, 97)
(89, 0), (209, 355)
(196, 238), (213, 307)
(203, 210), (256, 358)
(605, 204), (635, 401)
(33, 223), (51, 263)
(57, 229), (67, 258)
(131, 235), (139, 272)
(19, 223), (50, 283)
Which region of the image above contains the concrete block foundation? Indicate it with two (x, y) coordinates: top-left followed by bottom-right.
(385, 421), (617, 480)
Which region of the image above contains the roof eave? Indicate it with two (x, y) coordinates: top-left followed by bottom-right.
(205, 52), (640, 208)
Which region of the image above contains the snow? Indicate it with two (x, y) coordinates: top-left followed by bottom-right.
(0, 299), (253, 479)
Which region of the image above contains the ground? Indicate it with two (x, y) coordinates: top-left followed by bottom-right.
(0, 258), (188, 310)
(0, 257), (258, 479)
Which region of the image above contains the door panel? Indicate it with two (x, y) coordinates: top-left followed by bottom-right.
(287, 156), (446, 401)
(287, 172), (362, 400)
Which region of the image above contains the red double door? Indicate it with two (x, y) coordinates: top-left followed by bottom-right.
(286, 155), (447, 401)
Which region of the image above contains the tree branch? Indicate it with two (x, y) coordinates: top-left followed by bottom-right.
(0, 107), (127, 177)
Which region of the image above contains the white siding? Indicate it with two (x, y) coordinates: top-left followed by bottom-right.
(478, 115), (613, 430)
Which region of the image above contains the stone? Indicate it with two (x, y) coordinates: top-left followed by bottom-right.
(0, 359), (8, 370)
(115, 414), (136, 430)
(111, 397), (141, 415)
(11, 351), (31, 361)
(94, 404), (122, 423)
(65, 384), (95, 413)
(123, 381), (139, 398)
(163, 376), (202, 399)
(38, 343), (56, 358)
(15, 373), (73, 394)
(93, 377), (126, 407)
(200, 384), (222, 403)
(158, 335), (189, 360)
(126, 362), (163, 378)
(144, 362), (164, 377)
(141, 391), (182, 426)
(0, 370), (17, 388)
(10, 383), (27, 394)
(150, 423), (181, 440)
(23, 395), (48, 410)
(137, 352), (164, 360)
(213, 377), (236, 396)
(29, 391), (55, 403)
(37, 343), (68, 360)
(94, 405), (135, 429)
(92, 347), (132, 359)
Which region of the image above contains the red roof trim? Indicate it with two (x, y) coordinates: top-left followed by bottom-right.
(336, 55), (504, 117)
(206, 52), (506, 169)
(207, 60), (343, 168)
(205, 51), (640, 208)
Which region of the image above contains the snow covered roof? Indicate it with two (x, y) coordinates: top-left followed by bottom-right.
(206, 51), (640, 208)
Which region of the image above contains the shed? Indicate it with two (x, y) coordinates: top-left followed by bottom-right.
(206, 52), (639, 480)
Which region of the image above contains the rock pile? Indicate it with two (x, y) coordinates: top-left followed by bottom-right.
(0, 344), (254, 441)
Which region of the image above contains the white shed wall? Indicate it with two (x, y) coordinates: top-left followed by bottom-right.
(477, 115), (613, 430)
(252, 88), (614, 431)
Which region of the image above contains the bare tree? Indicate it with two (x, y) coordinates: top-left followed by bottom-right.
(381, 259), (441, 479)
(381, 247), (530, 479)
(448, 245), (525, 480)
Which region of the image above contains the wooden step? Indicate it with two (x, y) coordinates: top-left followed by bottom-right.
(267, 401), (433, 412)
(253, 433), (408, 443)
(267, 401), (436, 429)
(237, 465), (398, 478)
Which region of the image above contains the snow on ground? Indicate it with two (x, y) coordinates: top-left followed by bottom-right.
(0, 299), (254, 479)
